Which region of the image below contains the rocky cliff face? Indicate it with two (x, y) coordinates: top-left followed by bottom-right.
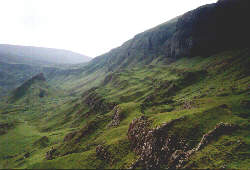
(127, 116), (238, 169)
(164, 0), (250, 58)
(90, 0), (250, 72)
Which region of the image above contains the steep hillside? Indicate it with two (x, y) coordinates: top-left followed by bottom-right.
(85, 0), (250, 72)
(1, 48), (249, 169)
(0, 62), (62, 97)
(7, 73), (61, 104)
(0, 0), (249, 169)
(50, 0), (250, 94)
(0, 44), (91, 66)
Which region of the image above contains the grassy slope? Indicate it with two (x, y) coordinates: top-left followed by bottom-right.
(0, 49), (249, 169)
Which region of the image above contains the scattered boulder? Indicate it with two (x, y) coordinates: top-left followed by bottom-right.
(168, 150), (187, 168)
(83, 90), (117, 115)
(3, 155), (15, 160)
(96, 145), (113, 164)
(46, 147), (57, 160)
(33, 136), (49, 148)
(0, 122), (12, 129)
(39, 89), (47, 98)
(181, 100), (194, 110)
(63, 131), (77, 142)
(107, 106), (122, 128)
(24, 152), (30, 158)
(218, 104), (229, 109)
(241, 100), (250, 109)
(0, 123), (13, 135)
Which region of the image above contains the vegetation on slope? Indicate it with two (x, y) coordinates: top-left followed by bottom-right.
(0, 48), (249, 169)
(0, 0), (249, 169)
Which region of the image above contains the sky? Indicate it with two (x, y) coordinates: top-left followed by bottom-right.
(0, 0), (217, 58)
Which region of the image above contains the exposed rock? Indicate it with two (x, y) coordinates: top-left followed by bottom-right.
(0, 122), (12, 129)
(127, 116), (151, 154)
(83, 90), (117, 115)
(33, 136), (49, 148)
(24, 152), (30, 158)
(127, 116), (187, 169)
(93, 0), (250, 72)
(31, 73), (46, 81)
(46, 147), (57, 160)
(140, 95), (155, 113)
(241, 100), (250, 109)
(2, 155), (16, 160)
(63, 131), (77, 142)
(0, 130), (6, 136)
(164, 0), (250, 58)
(0, 123), (13, 135)
(168, 150), (187, 168)
(39, 89), (47, 98)
(181, 100), (194, 110)
(128, 117), (238, 169)
(107, 106), (122, 128)
(169, 122), (238, 169)
(219, 104), (229, 109)
(195, 122), (238, 152)
(96, 145), (113, 164)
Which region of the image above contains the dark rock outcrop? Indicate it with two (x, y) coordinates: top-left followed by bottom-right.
(0, 122), (12, 129)
(63, 131), (77, 142)
(195, 122), (238, 152)
(128, 117), (238, 169)
(24, 152), (30, 158)
(96, 145), (113, 164)
(46, 147), (57, 160)
(0, 123), (13, 135)
(128, 116), (187, 169)
(33, 136), (49, 148)
(83, 89), (117, 115)
(168, 122), (238, 169)
(88, 0), (250, 72)
(164, 0), (250, 58)
(107, 106), (122, 128)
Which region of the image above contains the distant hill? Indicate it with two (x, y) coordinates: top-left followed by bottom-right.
(0, 44), (91, 66)
(8, 73), (56, 103)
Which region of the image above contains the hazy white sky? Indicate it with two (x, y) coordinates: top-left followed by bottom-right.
(0, 0), (217, 57)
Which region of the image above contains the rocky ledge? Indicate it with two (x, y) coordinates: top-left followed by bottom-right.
(127, 116), (238, 169)
(107, 106), (123, 128)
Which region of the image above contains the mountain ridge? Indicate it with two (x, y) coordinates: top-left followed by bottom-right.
(0, 44), (91, 66)
(85, 0), (250, 73)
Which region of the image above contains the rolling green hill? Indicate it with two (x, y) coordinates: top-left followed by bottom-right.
(0, 44), (91, 66)
(0, 44), (91, 97)
(0, 0), (249, 169)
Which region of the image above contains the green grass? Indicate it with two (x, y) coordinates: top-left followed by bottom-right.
(0, 49), (249, 169)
